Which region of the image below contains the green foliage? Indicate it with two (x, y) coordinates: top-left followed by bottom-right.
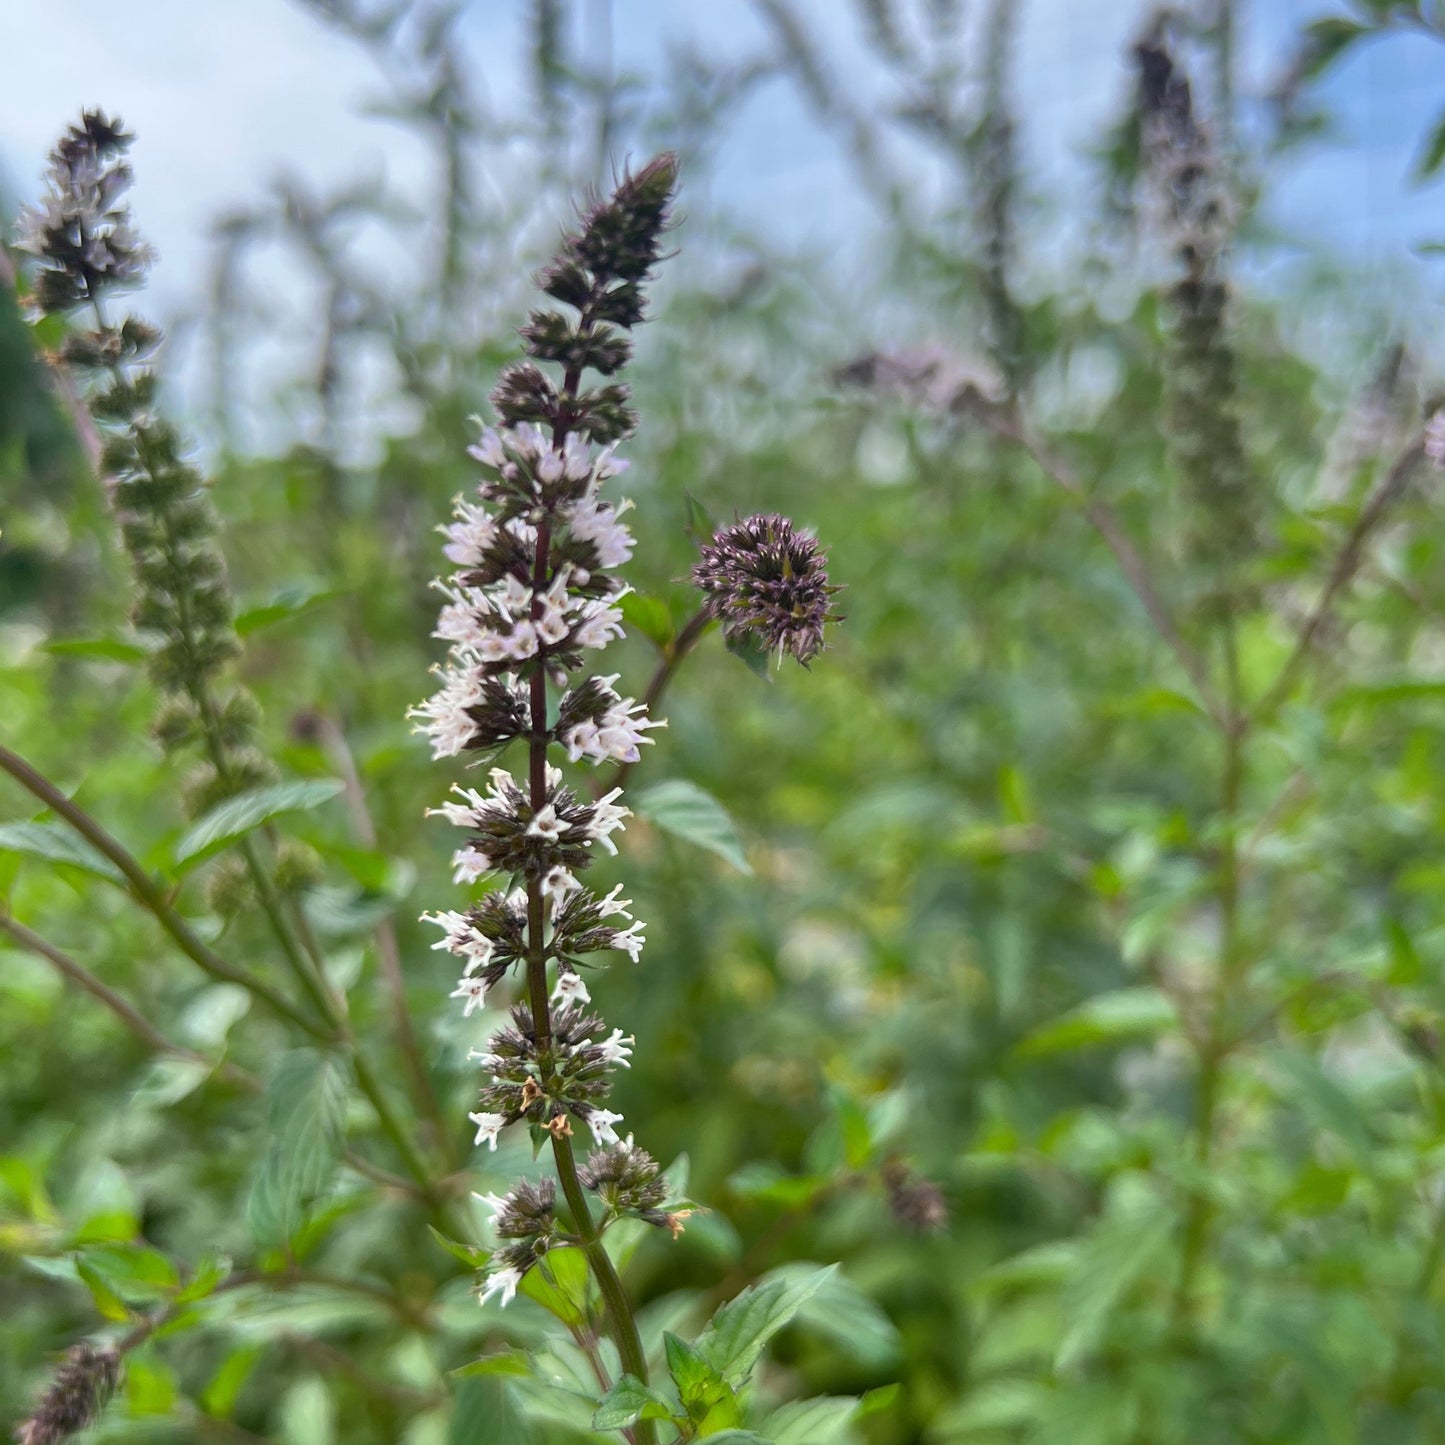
(6, 4), (1445, 1442)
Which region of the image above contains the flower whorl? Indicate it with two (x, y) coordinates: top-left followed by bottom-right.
(692, 513), (840, 666)
(413, 156), (682, 1304)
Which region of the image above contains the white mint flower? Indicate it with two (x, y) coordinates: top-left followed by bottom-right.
(450, 976), (489, 1017)
(473, 1190), (509, 1219)
(469, 427), (507, 469)
(596, 884), (634, 919)
(586, 789), (630, 854)
(562, 432), (592, 482)
(469, 1111), (507, 1150)
(612, 921), (646, 963)
(409, 671), (483, 758)
(564, 495), (635, 569)
(596, 1029), (635, 1067)
(553, 969), (591, 1005)
(479, 1265), (522, 1308)
(506, 620), (540, 660)
(573, 598), (626, 651)
(587, 1108), (625, 1146)
(423, 910), (495, 972)
(527, 804), (563, 839)
(440, 500), (497, 566)
(541, 865), (580, 905)
(452, 846), (492, 884)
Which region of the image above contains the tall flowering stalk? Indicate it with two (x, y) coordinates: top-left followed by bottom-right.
(411, 157), (681, 1417)
(14, 112), (275, 820)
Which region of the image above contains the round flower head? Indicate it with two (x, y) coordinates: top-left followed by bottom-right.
(691, 513), (840, 666)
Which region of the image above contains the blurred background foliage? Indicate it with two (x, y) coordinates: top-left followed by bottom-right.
(5, 0), (1445, 1440)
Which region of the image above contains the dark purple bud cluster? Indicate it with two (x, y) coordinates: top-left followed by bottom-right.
(469, 1002), (631, 1150)
(580, 1139), (669, 1224)
(15, 1343), (121, 1445)
(692, 513), (840, 666)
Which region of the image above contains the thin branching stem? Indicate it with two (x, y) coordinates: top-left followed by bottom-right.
(982, 406), (1227, 726)
(0, 742), (327, 1037)
(1255, 433), (1427, 726)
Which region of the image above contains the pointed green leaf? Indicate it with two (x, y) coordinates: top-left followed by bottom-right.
(246, 1049), (350, 1245)
(665, 1331), (736, 1421)
(0, 820), (125, 885)
(453, 1350), (533, 1378)
(517, 1245), (589, 1327)
(428, 1225), (487, 1268)
(619, 591), (675, 649)
(697, 1263), (837, 1386)
(176, 779), (345, 866)
(1016, 988), (1178, 1057)
(592, 1374), (678, 1430)
(763, 1396), (860, 1444)
(634, 780), (751, 875)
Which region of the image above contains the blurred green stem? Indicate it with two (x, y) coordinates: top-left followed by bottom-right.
(318, 713), (451, 1156)
(0, 742), (324, 1038)
(1174, 618), (1247, 1326)
(984, 405), (1227, 726)
(0, 907), (258, 1092)
(1255, 433), (1427, 726)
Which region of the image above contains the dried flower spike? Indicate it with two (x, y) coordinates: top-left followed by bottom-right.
(15, 1342), (121, 1445)
(692, 512), (840, 665)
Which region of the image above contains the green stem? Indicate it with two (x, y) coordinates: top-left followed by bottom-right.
(1173, 621), (1246, 1327)
(0, 743), (326, 1039)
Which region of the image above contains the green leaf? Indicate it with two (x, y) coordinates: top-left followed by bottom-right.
(592, 1374), (677, 1430)
(619, 591), (675, 649)
(697, 1263), (837, 1386)
(449, 1378), (533, 1445)
(725, 629), (772, 680)
(634, 780), (752, 874)
(0, 820), (126, 885)
(43, 635), (151, 662)
(234, 582), (337, 636)
(1016, 988), (1178, 1057)
(665, 1331), (734, 1421)
(683, 490), (717, 543)
(1416, 107), (1445, 181)
(124, 1353), (178, 1414)
(1270, 1049), (1373, 1162)
(246, 1049), (350, 1245)
(454, 1350), (533, 1378)
(1056, 1184), (1174, 1370)
(934, 1380), (1049, 1432)
(780, 1262), (899, 1367)
(428, 1224), (487, 1268)
(176, 779), (345, 866)
(176, 1253), (231, 1304)
(202, 1342), (262, 1416)
(762, 1397), (859, 1444)
(688, 1434), (770, 1444)
(1298, 17), (1372, 81)
(75, 1257), (131, 1321)
(517, 1246), (589, 1327)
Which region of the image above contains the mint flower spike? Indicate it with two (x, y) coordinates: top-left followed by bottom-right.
(411, 156), (681, 1397)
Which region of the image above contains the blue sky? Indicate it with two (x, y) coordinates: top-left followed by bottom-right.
(3, 1), (1442, 345)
